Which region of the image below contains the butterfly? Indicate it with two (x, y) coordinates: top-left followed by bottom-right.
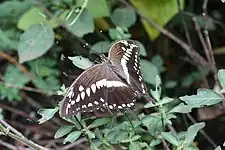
(60, 40), (152, 117)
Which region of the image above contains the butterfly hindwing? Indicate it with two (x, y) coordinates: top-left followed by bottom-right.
(108, 40), (147, 95)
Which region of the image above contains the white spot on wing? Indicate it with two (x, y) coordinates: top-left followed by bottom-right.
(82, 105), (87, 108)
(96, 79), (106, 89)
(100, 97), (105, 102)
(122, 104), (126, 107)
(76, 94), (80, 103)
(118, 106), (122, 109)
(86, 88), (91, 97)
(91, 84), (96, 93)
(94, 101), (99, 105)
(106, 81), (127, 88)
(88, 103), (93, 107)
(81, 91), (85, 100)
(120, 40), (128, 46)
(66, 104), (71, 115)
(109, 105), (113, 109)
(71, 100), (75, 105)
(121, 58), (130, 84)
(67, 90), (74, 98)
(79, 85), (84, 91)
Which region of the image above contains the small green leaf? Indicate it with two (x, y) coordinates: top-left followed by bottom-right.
(129, 142), (142, 150)
(68, 56), (93, 70)
(17, 7), (47, 30)
(140, 59), (159, 85)
(60, 9), (94, 37)
(215, 146), (222, 150)
(161, 132), (179, 146)
(88, 118), (110, 129)
(218, 69), (225, 88)
(160, 97), (174, 105)
(108, 27), (131, 40)
(111, 7), (136, 28)
(63, 131), (82, 144)
(150, 139), (161, 147)
(54, 125), (74, 138)
(18, 24), (54, 63)
(135, 40), (147, 56)
(130, 135), (141, 141)
(144, 101), (157, 108)
(184, 122), (205, 146)
(169, 103), (193, 114)
(179, 89), (223, 108)
(37, 107), (59, 124)
(91, 41), (110, 53)
(223, 141), (225, 146)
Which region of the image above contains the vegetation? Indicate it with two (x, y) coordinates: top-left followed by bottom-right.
(0, 0), (225, 149)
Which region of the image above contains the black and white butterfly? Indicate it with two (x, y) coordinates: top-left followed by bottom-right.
(60, 40), (152, 117)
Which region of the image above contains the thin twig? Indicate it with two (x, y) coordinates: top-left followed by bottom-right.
(202, 0), (219, 87)
(192, 17), (211, 63)
(0, 120), (49, 150)
(0, 81), (57, 96)
(118, 0), (208, 67)
(177, 0), (193, 49)
(0, 139), (17, 150)
(0, 104), (36, 121)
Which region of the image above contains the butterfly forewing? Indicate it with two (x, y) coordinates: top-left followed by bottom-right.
(108, 40), (147, 95)
(60, 63), (136, 117)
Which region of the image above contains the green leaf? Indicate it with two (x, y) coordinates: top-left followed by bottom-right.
(141, 113), (164, 136)
(135, 41), (147, 56)
(130, 0), (184, 40)
(169, 103), (193, 114)
(68, 56), (93, 70)
(86, 0), (110, 18)
(165, 80), (177, 88)
(91, 41), (110, 53)
(184, 122), (205, 146)
(111, 7), (136, 28)
(161, 132), (179, 146)
(37, 107), (59, 124)
(218, 69), (225, 88)
(0, 65), (30, 101)
(129, 142), (142, 150)
(54, 125), (74, 138)
(88, 118), (110, 129)
(17, 7), (47, 30)
(140, 59), (159, 85)
(179, 89), (223, 108)
(60, 8), (94, 37)
(223, 141), (225, 146)
(151, 55), (165, 73)
(63, 131), (82, 144)
(18, 24), (54, 63)
(109, 27), (131, 40)
(130, 135), (141, 141)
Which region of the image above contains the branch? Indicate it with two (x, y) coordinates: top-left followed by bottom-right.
(0, 120), (49, 150)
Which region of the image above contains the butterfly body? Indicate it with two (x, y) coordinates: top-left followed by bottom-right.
(60, 40), (150, 117)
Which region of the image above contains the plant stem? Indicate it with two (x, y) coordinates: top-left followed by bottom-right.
(0, 121), (48, 150)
